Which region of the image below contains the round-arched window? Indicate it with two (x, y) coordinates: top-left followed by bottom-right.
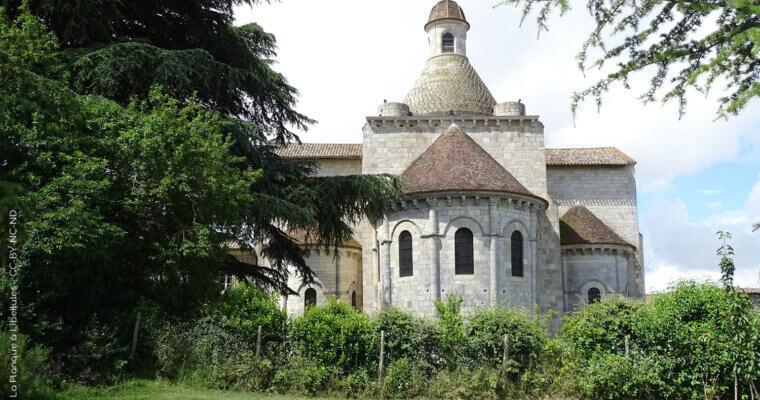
(442, 33), (455, 53)
(399, 231), (413, 277)
(588, 287), (601, 304)
(455, 228), (474, 275)
(305, 288), (317, 307)
(511, 231), (524, 277)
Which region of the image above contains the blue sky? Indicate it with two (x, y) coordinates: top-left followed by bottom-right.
(234, 0), (760, 292)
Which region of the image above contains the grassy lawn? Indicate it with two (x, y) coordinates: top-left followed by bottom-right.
(54, 380), (337, 400)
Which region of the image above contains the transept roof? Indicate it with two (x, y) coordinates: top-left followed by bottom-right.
(560, 205), (635, 249)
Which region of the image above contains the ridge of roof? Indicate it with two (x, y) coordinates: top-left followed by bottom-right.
(560, 205), (636, 249)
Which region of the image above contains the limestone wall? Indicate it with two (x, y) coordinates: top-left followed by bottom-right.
(312, 159), (362, 177)
(284, 246), (363, 316)
(375, 194), (541, 316)
(547, 165), (641, 255)
(561, 246), (640, 312)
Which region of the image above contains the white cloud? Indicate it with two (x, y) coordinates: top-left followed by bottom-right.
(644, 193), (760, 292)
(700, 190), (720, 195)
(707, 201), (723, 209)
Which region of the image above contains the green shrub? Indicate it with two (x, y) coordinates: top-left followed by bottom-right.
(210, 284), (286, 355)
(272, 355), (331, 395)
(154, 319), (252, 378)
(0, 331), (51, 398)
(576, 352), (664, 400)
(632, 282), (760, 399)
(382, 358), (424, 398)
(558, 295), (643, 360)
(373, 308), (443, 368)
(56, 316), (129, 384)
(205, 357), (275, 392)
(463, 306), (548, 370)
(289, 298), (374, 373)
(425, 365), (502, 400)
(340, 369), (375, 398)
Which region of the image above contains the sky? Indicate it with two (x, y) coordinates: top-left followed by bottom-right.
(234, 0), (760, 293)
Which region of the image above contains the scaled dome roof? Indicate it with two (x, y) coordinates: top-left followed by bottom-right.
(426, 0), (469, 30)
(404, 54), (496, 116)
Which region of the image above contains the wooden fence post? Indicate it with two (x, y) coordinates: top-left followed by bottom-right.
(130, 312), (141, 359)
(255, 325), (263, 361)
(625, 335), (630, 357)
(502, 333), (510, 366)
(377, 330), (385, 385)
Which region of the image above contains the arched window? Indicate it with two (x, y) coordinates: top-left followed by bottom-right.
(511, 231), (524, 277)
(399, 231), (413, 277)
(588, 287), (601, 304)
(351, 291), (357, 309)
(455, 228), (474, 275)
(305, 288), (317, 307)
(442, 33), (455, 53)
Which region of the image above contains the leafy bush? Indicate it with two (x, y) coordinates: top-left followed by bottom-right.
(382, 358), (424, 398)
(463, 306), (548, 370)
(289, 298), (374, 373)
(558, 295), (643, 359)
(576, 352), (664, 400)
(204, 357), (275, 392)
(210, 284), (286, 355)
(272, 355), (331, 395)
(373, 308), (443, 368)
(0, 331), (51, 398)
(632, 282), (760, 399)
(55, 316), (129, 384)
(154, 319), (253, 378)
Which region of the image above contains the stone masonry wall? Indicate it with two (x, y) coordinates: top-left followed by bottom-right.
(284, 246), (363, 316)
(312, 159), (362, 177)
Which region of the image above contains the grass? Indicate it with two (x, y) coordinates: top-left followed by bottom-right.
(52, 380), (339, 400)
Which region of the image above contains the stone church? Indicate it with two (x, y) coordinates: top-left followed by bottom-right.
(272, 0), (645, 320)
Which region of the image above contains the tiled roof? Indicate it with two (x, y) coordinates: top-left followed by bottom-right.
(546, 147), (636, 166)
(288, 229), (361, 249)
(401, 124), (538, 199)
(560, 205), (635, 249)
(274, 143), (362, 160)
(426, 0), (468, 29)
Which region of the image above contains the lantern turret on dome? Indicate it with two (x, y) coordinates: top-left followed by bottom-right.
(404, 1), (497, 116)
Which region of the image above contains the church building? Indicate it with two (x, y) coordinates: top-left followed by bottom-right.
(273, 0), (646, 321)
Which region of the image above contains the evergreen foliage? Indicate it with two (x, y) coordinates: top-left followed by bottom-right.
(0, 4), (403, 378)
(499, 0), (760, 118)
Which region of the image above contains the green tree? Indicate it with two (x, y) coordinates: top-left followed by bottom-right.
(499, 0), (760, 118)
(716, 230), (736, 289)
(0, 6), (402, 377)
(2, 0), (405, 294)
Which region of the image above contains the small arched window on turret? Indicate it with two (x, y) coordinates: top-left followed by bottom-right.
(351, 291), (357, 309)
(305, 288), (317, 308)
(588, 287), (601, 304)
(442, 33), (455, 53)
(511, 231), (524, 277)
(455, 228), (474, 274)
(399, 231), (413, 277)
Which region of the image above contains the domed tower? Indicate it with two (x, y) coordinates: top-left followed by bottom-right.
(404, 0), (497, 116)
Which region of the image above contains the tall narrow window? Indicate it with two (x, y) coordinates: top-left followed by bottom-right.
(588, 287), (601, 304)
(399, 231), (413, 277)
(455, 228), (474, 274)
(351, 291), (357, 309)
(305, 288), (317, 307)
(511, 231), (524, 277)
(442, 33), (455, 53)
